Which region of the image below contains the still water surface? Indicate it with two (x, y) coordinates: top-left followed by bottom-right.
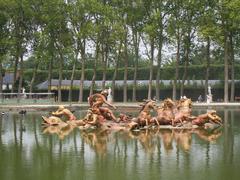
(0, 108), (240, 180)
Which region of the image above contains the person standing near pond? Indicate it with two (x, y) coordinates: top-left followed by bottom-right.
(197, 95), (203, 102)
(88, 89), (117, 121)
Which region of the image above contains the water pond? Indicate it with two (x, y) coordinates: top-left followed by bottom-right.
(0, 108), (240, 180)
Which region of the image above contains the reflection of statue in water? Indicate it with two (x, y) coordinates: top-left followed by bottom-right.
(52, 105), (77, 121)
(137, 130), (157, 154)
(80, 129), (109, 156)
(173, 130), (192, 152)
(159, 129), (173, 154)
(42, 123), (74, 140)
(125, 130), (158, 154)
(192, 128), (222, 143)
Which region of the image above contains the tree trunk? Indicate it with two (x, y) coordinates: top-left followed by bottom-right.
(89, 41), (99, 96)
(11, 52), (19, 94)
(112, 65), (117, 102)
(29, 58), (39, 96)
(223, 31), (229, 102)
(79, 39), (86, 103)
(0, 114), (2, 144)
(132, 30), (139, 102)
(204, 37), (210, 101)
(172, 31), (180, 100)
(101, 44), (107, 90)
(17, 54), (24, 103)
(156, 35), (163, 101)
(123, 34), (128, 102)
(180, 54), (187, 97)
(180, 33), (190, 97)
(229, 32), (235, 102)
(112, 42), (122, 102)
(69, 50), (78, 103)
(58, 54), (63, 102)
(0, 58), (3, 99)
(47, 55), (53, 98)
(148, 38), (154, 100)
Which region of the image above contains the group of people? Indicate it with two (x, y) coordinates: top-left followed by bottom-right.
(42, 89), (223, 137)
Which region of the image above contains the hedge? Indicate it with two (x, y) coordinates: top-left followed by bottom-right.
(23, 64), (240, 86)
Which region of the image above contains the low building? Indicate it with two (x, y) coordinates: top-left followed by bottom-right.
(36, 79), (225, 90)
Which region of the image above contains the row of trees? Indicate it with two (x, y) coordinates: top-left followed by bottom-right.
(0, 0), (240, 102)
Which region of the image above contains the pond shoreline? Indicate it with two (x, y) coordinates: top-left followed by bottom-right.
(1, 102), (240, 111)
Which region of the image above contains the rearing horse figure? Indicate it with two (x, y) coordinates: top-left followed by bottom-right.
(173, 98), (193, 126)
(136, 99), (158, 127)
(155, 98), (175, 125)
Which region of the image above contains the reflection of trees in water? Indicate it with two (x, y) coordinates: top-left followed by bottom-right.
(0, 113), (70, 180)
(130, 130), (158, 154)
(0, 110), (238, 180)
(124, 129), (192, 154)
(80, 129), (109, 157)
(160, 129), (174, 154)
(43, 123), (75, 140)
(33, 116), (40, 148)
(223, 109), (234, 164)
(0, 115), (2, 145)
(13, 114), (18, 147)
(174, 130), (192, 152)
(192, 128), (222, 143)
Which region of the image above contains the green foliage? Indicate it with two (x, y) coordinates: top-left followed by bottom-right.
(23, 64), (240, 86)
(1, 0), (240, 95)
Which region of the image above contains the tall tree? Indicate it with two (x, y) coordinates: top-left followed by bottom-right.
(112, 42), (123, 102)
(68, 0), (92, 102)
(179, 0), (199, 97)
(204, 37), (210, 100)
(29, 31), (46, 95)
(79, 39), (86, 102)
(167, 0), (184, 100)
(128, 0), (145, 102)
(132, 28), (140, 102)
(229, 32), (234, 102)
(0, 1), (10, 97)
(142, 0), (158, 100)
(49, 0), (71, 102)
(154, 0), (169, 101)
(167, 0), (186, 100)
(9, 0), (34, 102)
(123, 28), (128, 102)
(89, 40), (99, 96)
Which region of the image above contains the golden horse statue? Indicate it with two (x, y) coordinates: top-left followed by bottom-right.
(172, 98), (193, 126)
(135, 99), (158, 128)
(155, 98), (175, 125)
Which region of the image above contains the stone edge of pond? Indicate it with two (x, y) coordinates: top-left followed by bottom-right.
(0, 102), (240, 112)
